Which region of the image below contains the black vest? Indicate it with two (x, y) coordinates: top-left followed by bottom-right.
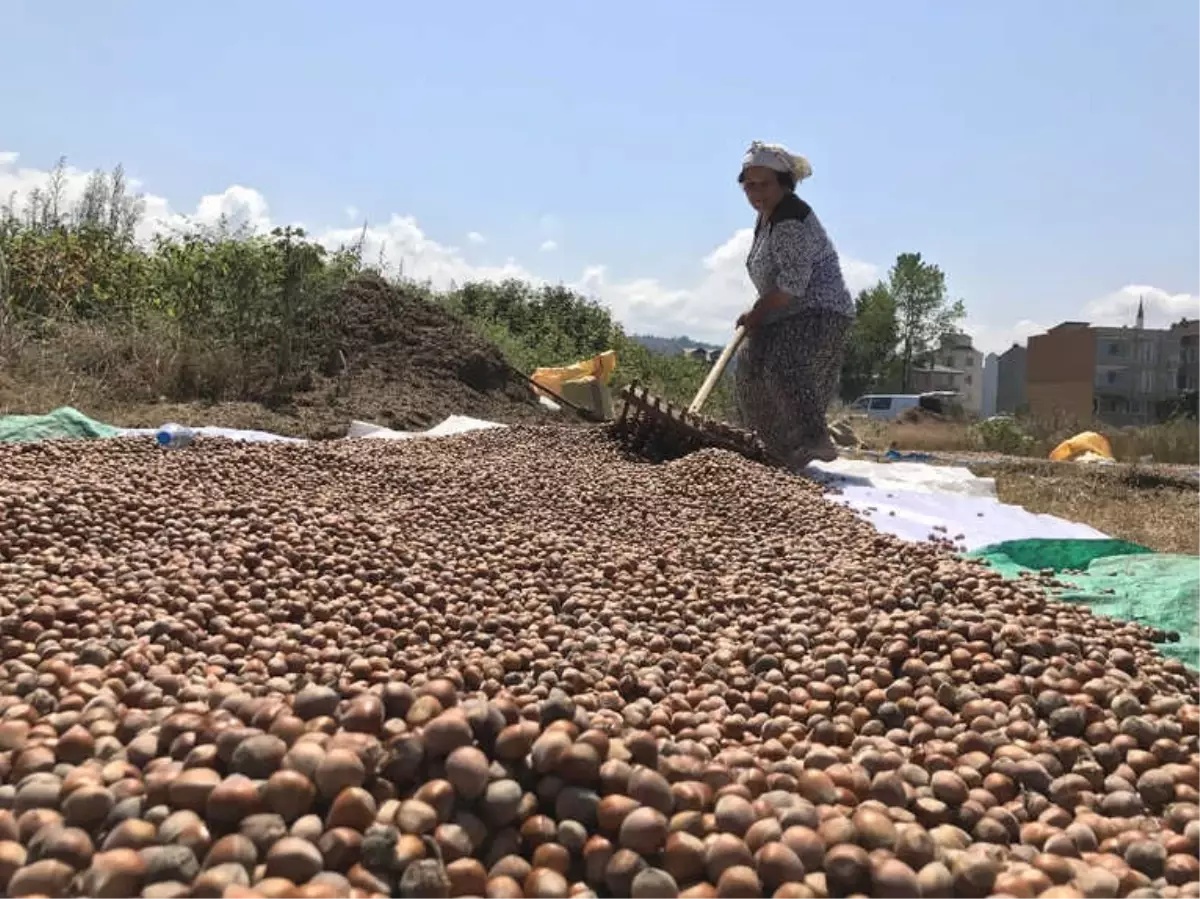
(754, 193), (813, 239)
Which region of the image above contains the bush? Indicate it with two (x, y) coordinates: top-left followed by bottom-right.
(972, 416), (1037, 455)
(438, 279), (735, 421)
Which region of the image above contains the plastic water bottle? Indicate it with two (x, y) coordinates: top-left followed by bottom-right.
(155, 423), (196, 449)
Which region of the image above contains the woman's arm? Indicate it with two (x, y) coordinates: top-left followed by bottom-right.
(737, 288), (791, 329)
(738, 219), (819, 330)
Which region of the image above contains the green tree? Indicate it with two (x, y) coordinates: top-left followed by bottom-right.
(888, 252), (965, 390)
(441, 278), (738, 420)
(840, 282), (899, 401)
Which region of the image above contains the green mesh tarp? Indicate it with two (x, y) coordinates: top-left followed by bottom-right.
(0, 407), (121, 442)
(969, 538), (1153, 579)
(969, 538), (1199, 670)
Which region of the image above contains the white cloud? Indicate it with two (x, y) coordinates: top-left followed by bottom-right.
(841, 257), (884, 295)
(319, 215), (535, 287)
(0, 155), (100, 222)
(466, 231), (486, 245)
(345, 205), (359, 221)
(964, 318), (1051, 355)
(0, 152), (285, 246)
(193, 185), (273, 235)
(1085, 285), (1199, 329)
(135, 185), (282, 244)
(539, 239), (558, 253)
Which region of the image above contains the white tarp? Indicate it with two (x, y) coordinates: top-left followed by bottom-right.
(811, 458), (998, 499)
(807, 458), (1107, 550)
(117, 415), (1108, 549)
(825, 482), (1106, 550)
(117, 425), (305, 444)
(345, 416), (506, 440)
(118, 415), (504, 444)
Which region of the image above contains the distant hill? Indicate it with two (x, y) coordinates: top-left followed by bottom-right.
(631, 334), (722, 356)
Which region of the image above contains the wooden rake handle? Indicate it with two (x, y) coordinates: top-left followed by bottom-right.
(687, 325), (746, 415)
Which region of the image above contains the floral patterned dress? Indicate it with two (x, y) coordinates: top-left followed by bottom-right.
(734, 193), (855, 469)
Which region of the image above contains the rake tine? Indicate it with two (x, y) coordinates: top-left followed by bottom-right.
(609, 384), (775, 468)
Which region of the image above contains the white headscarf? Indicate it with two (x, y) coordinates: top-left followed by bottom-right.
(741, 141), (812, 184)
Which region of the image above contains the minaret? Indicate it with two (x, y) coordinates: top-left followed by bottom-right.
(1136, 297), (1145, 330)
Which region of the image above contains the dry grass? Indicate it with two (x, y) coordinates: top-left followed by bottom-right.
(972, 460), (1200, 555)
(0, 321), (348, 439)
(0, 326), (294, 436)
(858, 420), (978, 453)
(851, 413), (1199, 555)
(0, 319), (254, 416)
(835, 409), (1197, 555)
(849, 415), (1200, 466)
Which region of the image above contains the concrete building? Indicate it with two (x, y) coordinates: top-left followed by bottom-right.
(996, 344), (1028, 414)
(981, 353), (999, 418)
(910, 332), (985, 416)
(1174, 319), (1198, 393)
(910, 364), (960, 393)
(1027, 309), (1199, 425)
(1027, 322), (1097, 423)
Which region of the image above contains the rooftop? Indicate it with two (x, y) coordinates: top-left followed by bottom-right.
(913, 364), (965, 375)
(940, 332), (976, 351)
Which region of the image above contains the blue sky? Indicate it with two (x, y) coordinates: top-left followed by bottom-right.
(2, 0), (1197, 349)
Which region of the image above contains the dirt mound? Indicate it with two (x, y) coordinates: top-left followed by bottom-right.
(289, 274), (556, 437)
(895, 405), (949, 425)
(827, 417), (861, 447)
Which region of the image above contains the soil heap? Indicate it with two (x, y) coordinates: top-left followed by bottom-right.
(296, 274), (556, 436)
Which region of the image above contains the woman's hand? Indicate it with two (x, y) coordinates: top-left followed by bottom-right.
(736, 306), (765, 331)
(737, 290), (790, 331)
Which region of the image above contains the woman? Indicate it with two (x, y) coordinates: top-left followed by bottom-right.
(734, 141), (854, 470)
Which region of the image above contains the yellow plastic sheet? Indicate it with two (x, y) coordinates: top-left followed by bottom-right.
(559, 375), (615, 420)
(1049, 431), (1114, 462)
(531, 351), (617, 397)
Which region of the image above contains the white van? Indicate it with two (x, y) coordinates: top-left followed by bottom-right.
(848, 394), (922, 421)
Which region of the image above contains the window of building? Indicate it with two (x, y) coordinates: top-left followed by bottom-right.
(1108, 342), (1121, 356)
(1106, 370), (1117, 385)
(965, 375), (973, 386)
(1140, 370), (1154, 393)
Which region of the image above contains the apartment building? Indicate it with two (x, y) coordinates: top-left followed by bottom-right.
(981, 353), (999, 418)
(996, 344), (1028, 414)
(910, 332), (984, 415)
(1175, 319), (1198, 393)
(1027, 308), (1199, 425)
